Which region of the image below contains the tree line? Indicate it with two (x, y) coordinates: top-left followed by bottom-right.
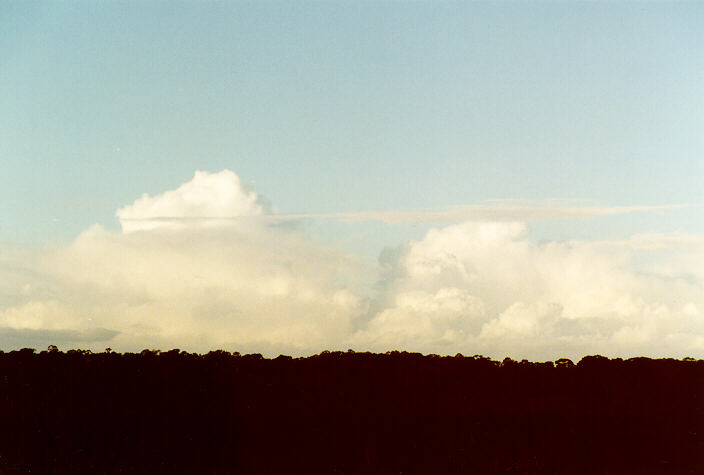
(0, 347), (702, 474)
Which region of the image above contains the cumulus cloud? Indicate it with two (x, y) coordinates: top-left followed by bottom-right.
(1, 170), (363, 354)
(116, 170), (268, 232)
(1, 170), (703, 359)
(351, 288), (486, 349)
(351, 222), (704, 360)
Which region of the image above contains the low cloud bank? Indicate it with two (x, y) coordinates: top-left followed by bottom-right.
(354, 222), (704, 360)
(1, 170), (702, 359)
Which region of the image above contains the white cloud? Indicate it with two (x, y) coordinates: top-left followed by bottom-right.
(115, 175), (696, 228)
(1, 171), (363, 354)
(479, 302), (562, 339)
(266, 203), (693, 224)
(116, 170), (267, 232)
(2, 170), (703, 359)
(352, 222), (704, 360)
(350, 288), (486, 351)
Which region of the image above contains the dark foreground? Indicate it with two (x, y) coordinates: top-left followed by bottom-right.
(0, 348), (702, 474)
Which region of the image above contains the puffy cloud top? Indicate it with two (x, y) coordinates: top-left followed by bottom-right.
(353, 222), (704, 359)
(117, 170), (266, 232)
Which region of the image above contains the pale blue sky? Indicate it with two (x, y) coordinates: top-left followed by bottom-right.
(2, 1), (702, 249)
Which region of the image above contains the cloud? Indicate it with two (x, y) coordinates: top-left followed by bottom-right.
(0, 327), (118, 348)
(133, 202), (693, 225)
(351, 222), (704, 360)
(2, 169), (703, 359)
(30, 223), (363, 353)
(1, 171), (364, 354)
(116, 170), (268, 232)
(116, 172), (695, 227)
(282, 203), (692, 224)
(351, 288), (486, 349)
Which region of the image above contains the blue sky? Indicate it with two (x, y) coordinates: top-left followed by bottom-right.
(1, 2), (703, 357)
(3, 2), (702, 243)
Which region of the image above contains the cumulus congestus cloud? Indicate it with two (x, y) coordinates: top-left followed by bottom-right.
(116, 170), (269, 232)
(1, 170), (363, 353)
(1, 170), (703, 359)
(352, 222), (704, 360)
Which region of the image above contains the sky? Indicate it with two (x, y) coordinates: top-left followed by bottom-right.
(1, 1), (703, 360)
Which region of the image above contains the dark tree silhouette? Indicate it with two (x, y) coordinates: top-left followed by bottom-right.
(0, 347), (702, 474)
